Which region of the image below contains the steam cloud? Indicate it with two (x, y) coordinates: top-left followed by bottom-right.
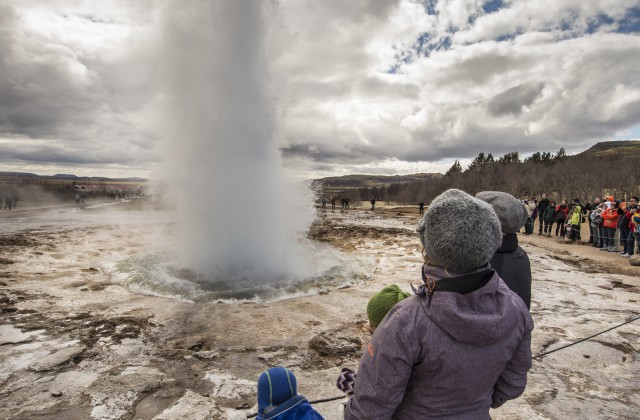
(159, 1), (315, 285)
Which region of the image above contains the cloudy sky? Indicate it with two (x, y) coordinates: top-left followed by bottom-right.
(1, 0), (639, 179)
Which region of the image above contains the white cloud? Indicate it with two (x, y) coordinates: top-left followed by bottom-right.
(0, 0), (639, 178)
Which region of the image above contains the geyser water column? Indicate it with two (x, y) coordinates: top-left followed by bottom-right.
(160, 1), (315, 289)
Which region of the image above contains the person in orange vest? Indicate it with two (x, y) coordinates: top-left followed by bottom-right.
(600, 201), (620, 252)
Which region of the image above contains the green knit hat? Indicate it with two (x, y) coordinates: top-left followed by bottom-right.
(367, 285), (411, 328)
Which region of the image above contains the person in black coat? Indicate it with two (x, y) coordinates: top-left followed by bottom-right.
(477, 191), (532, 309)
(536, 194), (550, 235)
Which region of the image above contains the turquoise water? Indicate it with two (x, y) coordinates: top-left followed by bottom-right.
(116, 243), (373, 302)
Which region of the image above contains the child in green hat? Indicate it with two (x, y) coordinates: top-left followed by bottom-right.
(337, 284), (410, 395)
(366, 284), (411, 332)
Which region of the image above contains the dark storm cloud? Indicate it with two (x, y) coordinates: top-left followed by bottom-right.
(0, 1), (159, 174)
(0, 140), (152, 165)
(0, 7), (98, 138)
(487, 82), (545, 116)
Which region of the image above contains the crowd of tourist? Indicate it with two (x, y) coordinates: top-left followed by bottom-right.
(521, 194), (640, 257)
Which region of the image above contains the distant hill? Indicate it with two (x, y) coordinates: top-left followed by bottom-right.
(0, 172), (147, 183)
(575, 140), (640, 159)
(314, 173), (442, 189)
(315, 140), (640, 190)
(0, 171), (38, 177)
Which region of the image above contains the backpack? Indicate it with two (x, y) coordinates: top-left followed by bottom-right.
(633, 212), (640, 226)
(593, 214), (603, 226)
(580, 213), (586, 223)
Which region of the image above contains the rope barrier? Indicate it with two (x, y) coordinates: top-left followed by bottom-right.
(244, 313), (640, 418)
(246, 395), (345, 418)
(532, 313), (640, 359)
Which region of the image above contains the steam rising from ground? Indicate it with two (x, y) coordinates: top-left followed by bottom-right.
(159, 1), (315, 287)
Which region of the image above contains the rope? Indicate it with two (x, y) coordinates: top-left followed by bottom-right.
(245, 314), (639, 418)
(246, 395), (345, 418)
(533, 313), (640, 359)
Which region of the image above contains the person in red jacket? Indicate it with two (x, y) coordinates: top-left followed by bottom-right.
(554, 200), (570, 238)
(600, 202), (620, 252)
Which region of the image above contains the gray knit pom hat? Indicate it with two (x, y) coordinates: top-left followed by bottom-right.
(475, 191), (527, 234)
(417, 189), (502, 272)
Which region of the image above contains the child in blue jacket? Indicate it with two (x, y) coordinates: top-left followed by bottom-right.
(257, 367), (324, 420)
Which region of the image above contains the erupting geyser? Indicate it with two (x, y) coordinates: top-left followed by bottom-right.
(160, 1), (315, 291)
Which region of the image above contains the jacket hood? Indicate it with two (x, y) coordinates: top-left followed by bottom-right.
(419, 265), (524, 346)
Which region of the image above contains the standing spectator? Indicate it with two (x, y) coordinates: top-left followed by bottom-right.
(536, 194), (550, 235)
(597, 202), (607, 249)
(418, 200), (424, 215)
(620, 196), (639, 257)
(600, 202), (620, 252)
(477, 191), (531, 309)
(523, 199), (536, 235)
(344, 189), (533, 419)
(588, 198), (601, 244)
(331, 196), (336, 211)
(345, 197), (350, 210)
(555, 200), (569, 238)
(530, 197), (538, 232)
(542, 200), (556, 237)
(4, 194), (12, 210)
(604, 195), (614, 209)
(590, 203), (605, 248)
(370, 198), (376, 210)
(618, 200), (631, 256)
(565, 198), (583, 242)
(75, 193), (80, 204)
(630, 203), (640, 257)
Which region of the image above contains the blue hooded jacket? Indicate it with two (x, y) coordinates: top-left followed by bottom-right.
(256, 395), (324, 420)
(257, 367), (324, 420)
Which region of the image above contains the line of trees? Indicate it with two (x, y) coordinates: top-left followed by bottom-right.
(324, 148), (640, 204)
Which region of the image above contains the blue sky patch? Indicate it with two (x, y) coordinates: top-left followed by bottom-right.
(483, 0), (504, 14)
(494, 32), (519, 42)
(419, 0), (438, 16)
(616, 5), (640, 33)
(413, 32), (431, 56)
(586, 14), (615, 34)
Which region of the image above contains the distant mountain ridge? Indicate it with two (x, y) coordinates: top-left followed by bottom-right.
(316, 140), (640, 189)
(576, 140), (640, 158)
(313, 173), (442, 189)
(0, 172), (147, 182)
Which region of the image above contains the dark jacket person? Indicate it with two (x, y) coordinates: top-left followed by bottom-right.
(477, 191), (532, 309)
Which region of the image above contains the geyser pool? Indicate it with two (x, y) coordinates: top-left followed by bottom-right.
(117, 243), (375, 302)
(158, 1), (322, 294)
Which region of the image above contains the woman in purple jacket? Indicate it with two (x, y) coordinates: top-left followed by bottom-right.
(344, 189), (533, 420)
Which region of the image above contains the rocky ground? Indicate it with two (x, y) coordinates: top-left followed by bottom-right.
(0, 200), (639, 419)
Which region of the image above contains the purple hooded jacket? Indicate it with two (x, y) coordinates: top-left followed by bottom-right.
(344, 265), (533, 419)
